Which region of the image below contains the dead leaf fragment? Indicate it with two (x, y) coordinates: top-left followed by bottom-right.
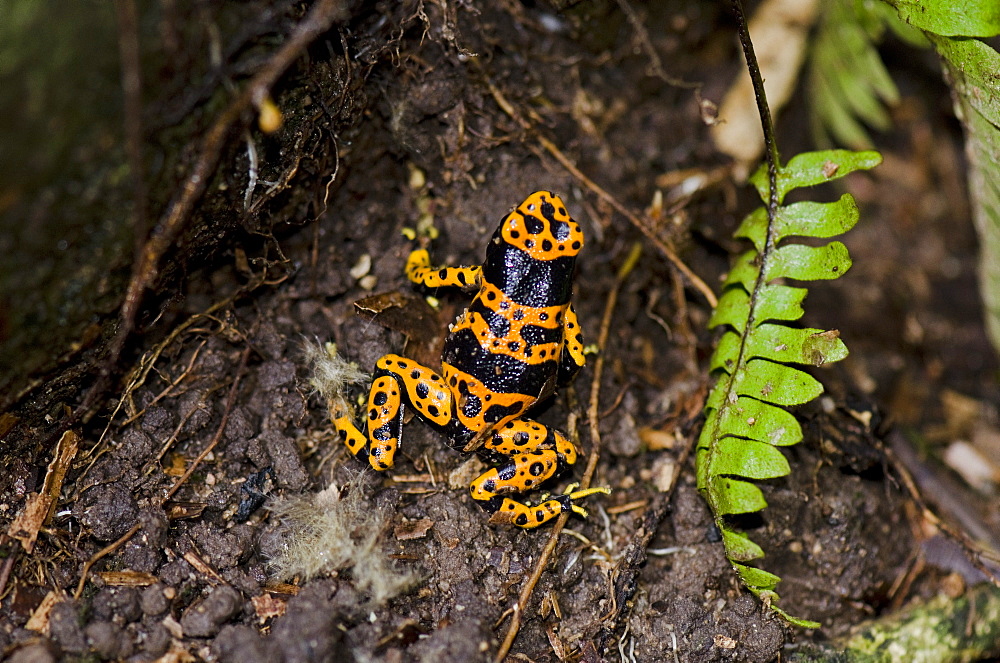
(7, 494), (50, 554)
(714, 634), (737, 649)
(394, 518), (434, 541)
(638, 426), (678, 451)
(0, 412), (18, 438)
(97, 571), (159, 587)
(263, 582), (301, 596)
(447, 456), (487, 490)
(25, 590), (63, 635)
(650, 456), (678, 493)
(8, 430), (80, 552)
(252, 592), (287, 622)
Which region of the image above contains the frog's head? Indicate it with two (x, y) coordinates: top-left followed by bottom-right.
(496, 191), (584, 261)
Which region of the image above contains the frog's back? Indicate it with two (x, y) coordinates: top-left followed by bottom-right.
(441, 191), (584, 432)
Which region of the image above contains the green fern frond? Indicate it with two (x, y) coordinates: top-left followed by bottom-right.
(697, 149), (882, 628)
(808, 0), (916, 149)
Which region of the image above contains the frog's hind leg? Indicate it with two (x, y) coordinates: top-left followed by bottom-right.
(483, 419), (579, 466)
(333, 370), (404, 471)
(471, 419), (605, 528)
(335, 353), (454, 471)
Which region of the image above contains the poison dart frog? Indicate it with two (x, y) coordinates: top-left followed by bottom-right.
(334, 191), (607, 528)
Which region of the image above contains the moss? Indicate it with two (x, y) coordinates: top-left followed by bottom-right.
(268, 473), (416, 605)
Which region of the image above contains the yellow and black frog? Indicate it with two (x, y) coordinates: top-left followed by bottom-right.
(335, 191), (606, 528)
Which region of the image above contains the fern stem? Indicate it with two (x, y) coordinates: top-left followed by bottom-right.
(715, 1), (784, 431)
(730, 0), (781, 212)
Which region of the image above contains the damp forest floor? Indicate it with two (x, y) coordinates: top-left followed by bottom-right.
(1, 1), (998, 662)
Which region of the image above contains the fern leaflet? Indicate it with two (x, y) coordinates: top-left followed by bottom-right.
(697, 149), (881, 627)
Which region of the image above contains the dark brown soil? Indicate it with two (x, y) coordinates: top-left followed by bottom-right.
(1, 1), (993, 662)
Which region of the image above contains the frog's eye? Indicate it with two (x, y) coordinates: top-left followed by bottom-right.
(527, 203), (536, 211)
(552, 220), (571, 242)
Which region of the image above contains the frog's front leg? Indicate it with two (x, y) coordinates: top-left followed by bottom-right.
(557, 304), (586, 385)
(470, 419), (605, 528)
(334, 354), (453, 471)
(405, 249), (482, 289)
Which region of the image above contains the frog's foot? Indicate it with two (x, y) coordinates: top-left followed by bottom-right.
(556, 482), (612, 519)
(481, 483), (611, 529)
(471, 451), (611, 529)
(334, 415), (369, 461)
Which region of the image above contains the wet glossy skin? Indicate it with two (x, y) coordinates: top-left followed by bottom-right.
(335, 191), (599, 528)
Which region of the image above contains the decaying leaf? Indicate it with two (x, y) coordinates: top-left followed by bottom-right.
(7, 430), (80, 552)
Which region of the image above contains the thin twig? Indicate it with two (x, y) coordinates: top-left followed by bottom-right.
(74, 523), (143, 599)
(592, 436), (694, 651)
(483, 78), (717, 309)
(887, 431), (1000, 587)
(163, 345), (251, 502)
(0, 537), (17, 599)
(612, 0), (698, 89)
(494, 243), (642, 663)
(120, 339), (208, 427)
(79, 295), (242, 494)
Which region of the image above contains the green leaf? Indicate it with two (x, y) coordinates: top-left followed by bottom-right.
(712, 326), (848, 372)
(709, 287), (752, 334)
(808, 0), (902, 149)
(734, 359), (824, 406)
(773, 609), (821, 630)
(716, 396), (803, 447)
(753, 284), (808, 325)
(736, 195), (860, 252)
(931, 36), (1000, 126)
(735, 563), (782, 591)
(727, 250), (763, 291)
(708, 437), (791, 480)
(709, 330), (742, 374)
(722, 529), (765, 562)
(709, 476), (768, 515)
(750, 150), (882, 202)
(766, 242), (853, 282)
(929, 35), (1000, 357)
(745, 325), (849, 366)
(887, 0), (1000, 37)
